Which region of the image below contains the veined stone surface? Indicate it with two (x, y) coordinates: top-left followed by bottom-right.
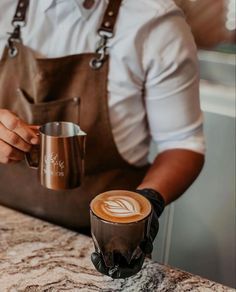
(0, 205), (234, 292)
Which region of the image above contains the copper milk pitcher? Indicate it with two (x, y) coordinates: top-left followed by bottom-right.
(26, 121), (86, 190)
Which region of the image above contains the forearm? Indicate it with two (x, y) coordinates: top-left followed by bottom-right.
(174, 0), (234, 48)
(138, 149), (205, 205)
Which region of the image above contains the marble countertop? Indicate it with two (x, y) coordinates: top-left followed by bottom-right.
(0, 205), (234, 292)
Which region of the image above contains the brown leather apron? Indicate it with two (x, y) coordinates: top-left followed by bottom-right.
(0, 0), (149, 232)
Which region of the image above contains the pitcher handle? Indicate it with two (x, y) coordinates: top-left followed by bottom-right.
(25, 145), (40, 169)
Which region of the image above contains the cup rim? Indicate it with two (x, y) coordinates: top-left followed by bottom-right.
(90, 208), (152, 225)
(39, 121), (81, 138)
(90, 190), (152, 224)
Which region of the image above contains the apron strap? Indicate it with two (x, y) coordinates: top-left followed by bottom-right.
(90, 0), (123, 70)
(10, 0), (122, 39)
(98, 0), (123, 38)
(7, 0), (29, 57)
(12, 0), (30, 26)
(8, 0), (123, 66)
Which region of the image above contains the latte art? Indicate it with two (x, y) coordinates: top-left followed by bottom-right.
(90, 190), (152, 223)
(102, 196), (141, 218)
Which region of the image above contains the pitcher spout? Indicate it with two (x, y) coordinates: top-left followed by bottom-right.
(77, 130), (87, 137)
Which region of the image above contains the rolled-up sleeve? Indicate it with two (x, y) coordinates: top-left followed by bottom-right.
(144, 10), (205, 154)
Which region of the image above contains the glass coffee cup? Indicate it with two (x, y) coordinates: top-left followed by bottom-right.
(90, 190), (152, 276)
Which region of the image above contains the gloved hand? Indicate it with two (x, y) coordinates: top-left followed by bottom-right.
(91, 251), (146, 279)
(135, 188), (165, 255)
(91, 188), (165, 279)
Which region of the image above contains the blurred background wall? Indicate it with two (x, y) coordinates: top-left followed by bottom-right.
(151, 0), (236, 288)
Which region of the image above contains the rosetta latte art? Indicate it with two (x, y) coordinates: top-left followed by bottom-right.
(102, 196), (141, 217)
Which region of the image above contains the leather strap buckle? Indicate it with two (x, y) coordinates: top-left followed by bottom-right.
(12, 0), (29, 25)
(7, 25), (21, 57)
(90, 0), (122, 69)
(98, 0), (122, 36)
(90, 35), (109, 69)
(7, 0), (29, 57)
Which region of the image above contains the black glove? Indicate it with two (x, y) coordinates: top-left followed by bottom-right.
(135, 188), (165, 255)
(91, 251), (145, 279)
(91, 188), (165, 279)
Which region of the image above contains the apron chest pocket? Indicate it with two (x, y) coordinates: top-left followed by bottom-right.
(15, 88), (80, 125)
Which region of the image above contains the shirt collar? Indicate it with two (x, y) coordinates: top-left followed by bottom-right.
(39, 0), (100, 20)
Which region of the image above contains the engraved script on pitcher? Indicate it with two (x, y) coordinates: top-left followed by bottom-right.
(44, 152), (65, 176)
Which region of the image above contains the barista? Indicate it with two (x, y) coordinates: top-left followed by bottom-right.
(0, 0), (205, 278)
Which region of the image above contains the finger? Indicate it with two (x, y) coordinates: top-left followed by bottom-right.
(91, 252), (109, 276)
(108, 265), (121, 278)
(29, 125), (40, 141)
(29, 125), (40, 130)
(29, 125), (40, 133)
(112, 255), (145, 279)
(128, 255), (145, 276)
(140, 238), (153, 254)
(0, 110), (39, 144)
(0, 140), (24, 163)
(0, 123), (32, 152)
(0, 157), (16, 164)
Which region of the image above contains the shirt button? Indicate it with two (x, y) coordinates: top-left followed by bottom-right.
(83, 0), (95, 10)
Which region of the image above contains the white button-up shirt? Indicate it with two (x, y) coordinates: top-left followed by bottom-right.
(0, 0), (205, 166)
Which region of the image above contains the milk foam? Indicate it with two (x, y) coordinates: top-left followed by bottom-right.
(102, 196), (141, 218)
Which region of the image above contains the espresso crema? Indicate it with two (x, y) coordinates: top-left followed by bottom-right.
(90, 190), (152, 223)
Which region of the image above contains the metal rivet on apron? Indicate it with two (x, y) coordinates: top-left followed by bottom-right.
(108, 11), (114, 17)
(9, 46), (18, 58)
(83, 0), (95, 9)
(19, 2), (24, 8)
(104, 21), (111, 28)
(89, 58), (103, 70)
(16, 12), (22, 17)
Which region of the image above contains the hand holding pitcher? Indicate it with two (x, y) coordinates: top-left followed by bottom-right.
(0, 109), (39, 164)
